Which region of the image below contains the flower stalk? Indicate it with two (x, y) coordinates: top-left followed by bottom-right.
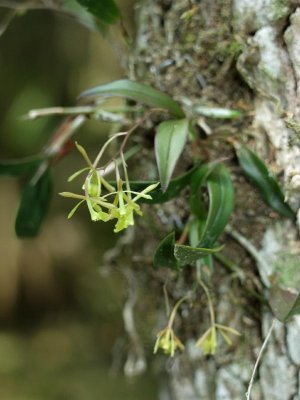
(153, 295), (188, 357)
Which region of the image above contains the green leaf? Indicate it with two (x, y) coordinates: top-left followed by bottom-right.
(174, 243), (223, 266)
(189, 161), (220, 218)
(269, 286), (300, 322)
(79, 80), (185, 118)
(153, 231), (222, 270)
(155, 118), (189, 191)
(153, 232), (179, 270)
(75, 0), (120, 24)
(236, 145), (295, 219)
(193, 106), (243, 119)
(15, 168), (53, 238)
(112, 165), (198, 204)
(198, 164), (234, 248)
(200, 164), (234, 247)
(0, 156), (44, 177)
(189, 164), (234, 248)
(189, 219), (214, 274)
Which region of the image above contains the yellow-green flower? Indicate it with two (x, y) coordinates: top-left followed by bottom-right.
(195, 326), (217, 355)
(110, 181), (158, 233)
(195, 324), (240, 355)
(154, 326), (184, 357)
(60, 141), (159, 232)
(60, 175), (159, 232)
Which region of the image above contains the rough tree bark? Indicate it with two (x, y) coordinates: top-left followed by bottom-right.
(106, 1), (300, 399)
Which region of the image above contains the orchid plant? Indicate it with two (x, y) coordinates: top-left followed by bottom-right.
(60, 142), (159, 233)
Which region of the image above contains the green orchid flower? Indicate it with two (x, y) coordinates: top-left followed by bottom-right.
(196, 326), (217, 355)
(195, 324), (240, 355)
(154, 326), (185, 357)
(110, 181), (159, 232)
(60, 142), (159, 232)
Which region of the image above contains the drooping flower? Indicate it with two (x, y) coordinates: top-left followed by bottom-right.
(195, 326), (217, 355)
(154, 326), (185, 357)
(110, 181), (159, 232)
(195, 324), (240, 355)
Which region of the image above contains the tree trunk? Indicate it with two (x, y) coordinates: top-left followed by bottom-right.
(110, 1), (300, 399)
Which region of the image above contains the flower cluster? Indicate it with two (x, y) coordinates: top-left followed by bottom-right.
(60, 143), (159, 233)
(153, 292), (240, 358)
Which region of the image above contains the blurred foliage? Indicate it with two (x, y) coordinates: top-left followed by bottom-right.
(0, 1), (158, 398)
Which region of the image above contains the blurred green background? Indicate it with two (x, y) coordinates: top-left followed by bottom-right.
(0, 1), (158, 398)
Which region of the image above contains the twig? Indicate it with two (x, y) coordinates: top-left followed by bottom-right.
(213, 252), (245, 281)
(0, 8), (17, 37)
(245, 318), (276, 400)
(24, 106), (126, 123)
(44, 115), (86, 158)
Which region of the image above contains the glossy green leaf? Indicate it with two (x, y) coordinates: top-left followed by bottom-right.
(155, 118), (189, 191)
(198, 164), (234, 248)
(15, 168), (53, 238)
(0, 156), (44, 177)
(174, 243), (223, 266)
(193, 106), (242, 119)
(75, 0), (120, 24)
(189, 219), (214, 274)
(236, 145), (295, 219)
(153, 232), (179, 270)
(79, 80), (185, 118)
(189, 161), (220, 218)
(153, 230), (221, 271)
(199, 164), (234, 247)
(269, 286), (300, 322)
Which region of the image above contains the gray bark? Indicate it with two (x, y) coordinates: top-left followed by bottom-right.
(115, 1), (300, 399)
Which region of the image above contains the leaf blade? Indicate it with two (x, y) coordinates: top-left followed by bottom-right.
(75, 0), (120, 24)
(153, 232), (179, 270)
(0, 156), (44, 177)
(112, 165), (198, 204)
(155, 118), (189, 191)
(198, 164), (234, 248)
(79, 80), (185, 117)
(174, 243), (223, 266)
(236, 145), (295, 219)
(15, 168), (53, 238)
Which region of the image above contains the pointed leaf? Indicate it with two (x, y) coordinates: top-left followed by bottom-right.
(0, 156), (44, 177)
(15, 168), (52, 238)
(269, 286), (300, 322)
(153, 232), (179, 270)
(199, 164), (234, 248)
(236, 145), (295, 219)
(155, 118), (189, 191)
(189, 219), (214, 274)
(76, 0), (120, 24)
(112, 165), (198, 204)
(79, 80), (185, 118)
(193, 106), (242, 119)
(174, 243), (223, 266)
(189, 161), (220, 218)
